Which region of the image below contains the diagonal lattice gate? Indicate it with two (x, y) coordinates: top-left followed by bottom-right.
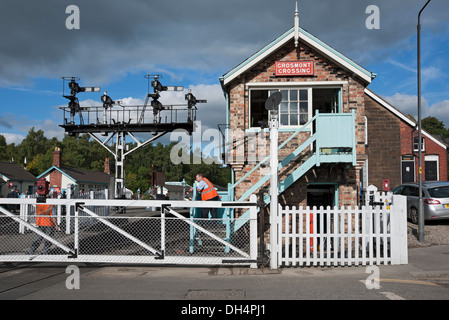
(0, 196), (258, 268)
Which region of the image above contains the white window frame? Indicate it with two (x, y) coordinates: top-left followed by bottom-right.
(248, 84), (341, 130)
(425, 154), (439, 181)
(277, 88), (312, 128)
(413, 137), (425, 152)
(401, 156), (415, 184)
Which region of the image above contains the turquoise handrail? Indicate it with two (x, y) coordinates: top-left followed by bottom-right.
(230, 112), (319, 190)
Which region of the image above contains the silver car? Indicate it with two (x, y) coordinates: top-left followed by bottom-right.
(393, 182), (449, 224)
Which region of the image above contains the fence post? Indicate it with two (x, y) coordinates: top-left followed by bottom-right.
(390, 195), (408, 265)
(19, 200), (26, 234)
(160, 205), (166, 258)
(57, 202), (62, 226)
(249, 194), (258, 269)
(66, 187), (72, 234)
(105, 189), (110, 216)
(74, 203), (80, 256)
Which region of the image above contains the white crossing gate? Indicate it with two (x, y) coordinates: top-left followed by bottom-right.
(274, 194), (408, 267)
(0, 195), (258, 268)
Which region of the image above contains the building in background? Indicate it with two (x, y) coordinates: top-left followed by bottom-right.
(37, 147), (112, 196)
(0, 161), (37, 197)
(365, 89), (448, 190)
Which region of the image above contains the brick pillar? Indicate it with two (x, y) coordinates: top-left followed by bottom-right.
(50, 147), (62, 190)
(53, 147), (62, 167)
(104, 158), (110, 174)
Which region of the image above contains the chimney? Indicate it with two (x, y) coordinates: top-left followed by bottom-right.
(104, 158), (110, 174)
(53, 147), (62, 167)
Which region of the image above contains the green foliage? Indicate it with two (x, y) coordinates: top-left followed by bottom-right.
(1, 131), (231, 194)
(422, 116), (449, 138)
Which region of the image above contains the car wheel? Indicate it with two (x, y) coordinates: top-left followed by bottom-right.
(410, 207), (418, 225)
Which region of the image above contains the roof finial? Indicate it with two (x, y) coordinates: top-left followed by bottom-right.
(294, 1), (299, 47)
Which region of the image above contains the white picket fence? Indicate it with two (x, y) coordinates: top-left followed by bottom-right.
(275, 194), (408, 267)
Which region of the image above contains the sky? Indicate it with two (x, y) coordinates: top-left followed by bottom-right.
(0, 0), (448, 148)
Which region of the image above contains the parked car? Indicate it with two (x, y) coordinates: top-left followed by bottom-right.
(393, 181), (449, 224)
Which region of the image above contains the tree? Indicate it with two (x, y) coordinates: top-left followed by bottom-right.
(1, 128), (232, 194)
(0, 135), (11, 161)
(60, 134), (111, 171)
(422, 116), (449, 138)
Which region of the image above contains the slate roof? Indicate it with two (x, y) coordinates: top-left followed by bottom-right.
(221, 26), (376, 86)
(0, 161), (37, 182)
(60, 166), (110, 184)
(38, 165), (110, 184)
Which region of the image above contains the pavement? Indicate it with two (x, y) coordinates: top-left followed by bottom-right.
(0, 245), (448, 306)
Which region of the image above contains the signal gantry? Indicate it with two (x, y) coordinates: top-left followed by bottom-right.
(59, 75), (206, 198)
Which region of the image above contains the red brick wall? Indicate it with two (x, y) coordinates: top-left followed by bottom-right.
(225, 39), (367, 207)
(53, 148), (61, 167)
(49, 147), (62, 189)
(365, 94), (402, 190)
(400, 122), (448, 182)
(49, 170), (62, 189)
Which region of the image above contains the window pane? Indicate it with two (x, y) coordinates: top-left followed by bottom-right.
(290, 90), (298, 101)
(300, 102), (308, 113)
(428, 187), (449, 198)
(289, 102), (298, 113)
(300, 89), (308, 101)
(280, 102), (288, 113)
(408, 187), (419, 197)
(280, 90), (288, 102)
(300, 114), (308, 125)
(290, 114), (298, 126)
(280, 114), (289, 125)
(250, 90), (269, 127)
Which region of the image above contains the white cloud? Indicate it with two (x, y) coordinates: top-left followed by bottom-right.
(37, 119), (65, 141)
(119, 97), (145, 106)
(389, 60), (416, 73)
(382, 93), (427, 118)
(0, 132), (25, 145)
(382, 93), (449, 128)
(422, 66), (447, 83)
(427, 100), (449, 126)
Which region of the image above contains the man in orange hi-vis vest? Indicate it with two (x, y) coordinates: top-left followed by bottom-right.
(194, 173), (220, 219)
(29, 203), (58, 255)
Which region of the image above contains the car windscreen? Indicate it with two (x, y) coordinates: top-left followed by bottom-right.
(428, 186), (449, 198)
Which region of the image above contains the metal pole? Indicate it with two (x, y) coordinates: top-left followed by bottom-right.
(417, 0), (431, 243)
(269, 110), (279, 269)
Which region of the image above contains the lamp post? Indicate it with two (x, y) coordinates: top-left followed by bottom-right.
(417, 0), (431, 243)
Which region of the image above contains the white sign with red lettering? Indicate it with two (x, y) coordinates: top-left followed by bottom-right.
(275, 61), (314, 76)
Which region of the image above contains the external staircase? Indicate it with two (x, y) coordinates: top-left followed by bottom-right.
(190, 110), (357, 251)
